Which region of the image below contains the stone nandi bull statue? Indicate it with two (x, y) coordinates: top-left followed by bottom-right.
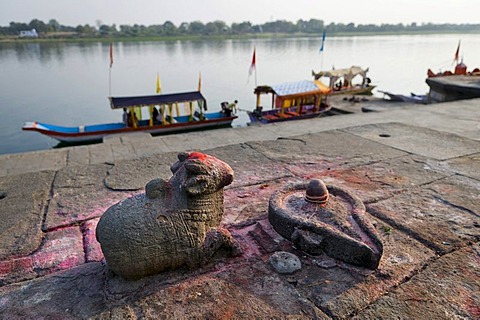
(96, 151), (240, 280)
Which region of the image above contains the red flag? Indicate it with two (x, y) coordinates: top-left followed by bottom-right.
(249, 47), (256, 76)
(109, 43), (113, 68)
(454, 40), (460, 63)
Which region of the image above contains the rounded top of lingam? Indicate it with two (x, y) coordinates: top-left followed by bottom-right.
(305, 179), (329, 205)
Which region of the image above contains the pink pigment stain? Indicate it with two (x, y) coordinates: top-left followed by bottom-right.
(82, 218), (104, 262)
(32, 227), (84, 273)
(0, 257), (33, 276)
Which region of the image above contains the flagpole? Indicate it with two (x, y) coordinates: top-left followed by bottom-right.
(321, 52), (324, 73)
(320, 31), (326, 72)
(109, 43), (113, 96)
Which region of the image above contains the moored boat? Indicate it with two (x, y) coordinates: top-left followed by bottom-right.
(426, 41), (480, 103)
(247, 80), (331, 124)
(312, 66), (375, 95)
(22, 91), (238, 144)
(378, 91), (428, 104)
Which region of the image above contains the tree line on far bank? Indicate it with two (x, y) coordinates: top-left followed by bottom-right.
(2, 18), (480, 38)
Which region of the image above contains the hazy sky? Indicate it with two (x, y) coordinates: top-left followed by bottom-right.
(1, 0), (479, 27)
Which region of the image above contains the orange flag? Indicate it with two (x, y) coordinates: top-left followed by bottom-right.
(198, 72), (202, 91)
(454, 40), (460, 63)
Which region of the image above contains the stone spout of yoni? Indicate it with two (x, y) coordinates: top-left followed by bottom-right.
(96, 151), (240, 280)
(268, 180), (383, 269)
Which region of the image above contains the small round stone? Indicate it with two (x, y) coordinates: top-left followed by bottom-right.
(268, 251), (302, 274)
(305, 179), (329, 204)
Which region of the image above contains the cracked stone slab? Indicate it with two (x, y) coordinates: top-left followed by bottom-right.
(104, 152), (178, 191)
(45, 164), (134, 231)
(205, 144), (294, 188)
(223, 178), (295, 227)
(426, 174), (480, 221)
(367, 176), (480, 254)
(248, 130), (407, 166)
(0, 171), (55, 260)
(438, 152), (480, 181)
(0, 262), (106, 319)
(0, 259), (324, 319)
(354, 243), (480, 319)
(131, 274), (324, 319)
(314, 155), (449, 203)
(0, 226), (84, 286)
(343, 122), (480, 160)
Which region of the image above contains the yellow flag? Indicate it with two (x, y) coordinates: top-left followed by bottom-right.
(198, 72), (201, 92)
(156, 73), (161, 94)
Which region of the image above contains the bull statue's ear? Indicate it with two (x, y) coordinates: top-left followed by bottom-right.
(171, 152), (190, 174)
(177, 152), (189, 162)
(183, 175), (209, 196)
(145, 178), (168, 199)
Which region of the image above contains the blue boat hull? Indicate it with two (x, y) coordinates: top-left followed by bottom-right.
(23, 112), (237, 143)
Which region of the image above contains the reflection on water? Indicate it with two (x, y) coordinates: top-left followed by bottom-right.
(1, 34), (479, 155)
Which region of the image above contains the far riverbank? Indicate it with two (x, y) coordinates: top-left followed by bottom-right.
(2, 30), (480, 44)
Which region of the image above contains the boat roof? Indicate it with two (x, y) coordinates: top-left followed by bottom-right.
(109, 91), (206, 109)
(269, 80), (330, 98)
(315, 66), (368, 78)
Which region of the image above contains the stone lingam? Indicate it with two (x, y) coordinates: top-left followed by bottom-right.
(96, 152), (241, 280)
(268, 179), (383, 269)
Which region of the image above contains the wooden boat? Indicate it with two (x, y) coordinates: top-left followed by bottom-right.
(378, 90), (428, 104)
(247, 80), (332, 124)
(427, 42), (480, 78)
(426, 42), (480, 102)
(312, 66), (375, 95)
(22, 91), (238, 143)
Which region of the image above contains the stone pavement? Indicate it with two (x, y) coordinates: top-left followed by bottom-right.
(0, 98), (479, 319)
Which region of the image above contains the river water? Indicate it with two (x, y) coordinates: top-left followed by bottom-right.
(1, 34), (479, 155)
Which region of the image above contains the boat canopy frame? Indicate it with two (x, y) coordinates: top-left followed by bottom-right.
(254, 80), (331, 116)
(312, 66), (370, 88)
(109, 91), (207, 110)
(109, 91), (208, 128)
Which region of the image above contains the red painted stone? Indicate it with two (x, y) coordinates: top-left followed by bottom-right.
(82, 218), (104, 262)
(32, 227), (84, 275)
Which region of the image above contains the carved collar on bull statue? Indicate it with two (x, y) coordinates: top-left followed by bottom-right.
(96, 151), (241, 280)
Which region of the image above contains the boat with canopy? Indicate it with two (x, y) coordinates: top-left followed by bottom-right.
(22, 91), (237, 144)
(247, 80), (332, 124)
(312, 66), (375, 95)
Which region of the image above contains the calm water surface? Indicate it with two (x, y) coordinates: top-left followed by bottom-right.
(1, 34), (479, 155)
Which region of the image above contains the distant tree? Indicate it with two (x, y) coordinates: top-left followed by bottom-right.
(178, 22), (189, 34)
(299, 19), (324, 33)
(29, 19), (48, 33)
(212, 20), (229, 33)
(146, 24), (163, 36)
(99, 24), (117, 36)
(9, 21), (29, 33)
(231, 21), (252, 34)
(345, 23), (355, 32)
(204, 22), (218, 35)
(119, 24), (134, 36)
(48, 19), (61, 32)
(188, 21), (205, 34)
(163, 21), (177, 35)
(76, 24), (97, 36)
(262, 20), (297, 33)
